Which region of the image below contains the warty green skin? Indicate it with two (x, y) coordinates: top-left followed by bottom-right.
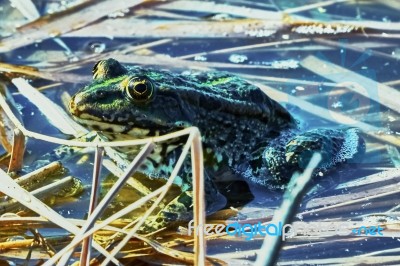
(69, 59), (365, 230)
(70, 60), (295, 167)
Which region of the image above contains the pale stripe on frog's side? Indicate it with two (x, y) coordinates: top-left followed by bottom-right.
(68, 58), (365, 231)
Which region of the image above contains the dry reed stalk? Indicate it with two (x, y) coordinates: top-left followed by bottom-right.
(0, 176), (81, 214)
(100, 129), (204, 265)
(0, 91), (209, 264)
(55, 142), (154, 265)
(79, 147), (104, 266)
(0, 93), (201, 147)
(13, 161), (63, 189)
(0, 83), (21, 153)
(279, 256), (400, 265)
(157, 0), (282, 20)
(45, 39), (173, 73)
(66, 18), (283, 38)
(0, 0), (150, 52)
(8, 129), (25, 172)
(0, 169), (120, 264)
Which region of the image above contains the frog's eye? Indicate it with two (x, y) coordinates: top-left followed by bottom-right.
(125, 76), (155, 103)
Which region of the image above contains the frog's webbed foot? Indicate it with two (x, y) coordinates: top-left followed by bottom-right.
(140, 176), (226, 233)
(262, 128), (365, 187)
(140, 191), (194, 232)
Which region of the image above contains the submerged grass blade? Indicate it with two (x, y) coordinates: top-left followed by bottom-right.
(255, 153), (322, 266)
(336, 168), (400, 190)
(302, 186), (400, 216)
(8, 128), (25, 172)
(9, 0), (40, 21)
(12, 78), (88, 136)
(300, 55), (400, 113)
(283, 0), (350, 14)
(177, 38), (309, 60)
(315, 38), (397, 61)
(256, 82), (400, 148)
(46, 39), (173, 73)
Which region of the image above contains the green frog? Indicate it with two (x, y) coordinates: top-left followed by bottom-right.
(69, 58), (365, 230)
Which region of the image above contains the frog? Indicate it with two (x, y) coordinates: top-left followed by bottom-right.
(69, 58), (365, 230)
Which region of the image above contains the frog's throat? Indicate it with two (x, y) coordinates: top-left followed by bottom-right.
(71, 115), (152, 137)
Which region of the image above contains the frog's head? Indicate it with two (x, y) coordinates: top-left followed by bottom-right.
(69, 58), (190, 137)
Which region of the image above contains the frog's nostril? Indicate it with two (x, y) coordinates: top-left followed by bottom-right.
(69, 94), (83, 116)
(69, 98), (76, 114)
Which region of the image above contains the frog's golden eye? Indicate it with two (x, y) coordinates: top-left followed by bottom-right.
(125, 76), (155, 103)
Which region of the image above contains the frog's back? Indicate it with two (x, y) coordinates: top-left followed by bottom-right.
(142, 68), (296, 165)
(70, 59), (296, 167)
(133, 66), (295, 132)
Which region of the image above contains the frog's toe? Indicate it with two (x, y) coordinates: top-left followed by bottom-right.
(140, 191), (194, 232)
(263, 146), (293, 185)
(284, 128), (365, 170)
(140, 186), (226, 232)
(263, 128), (365, 186)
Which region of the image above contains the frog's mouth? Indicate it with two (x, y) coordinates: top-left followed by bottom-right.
(69, 90), (186, 138)
(70, 96), (180, 137)
(71, 112), (181, 139)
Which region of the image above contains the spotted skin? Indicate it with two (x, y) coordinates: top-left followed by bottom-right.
(69, 59), (365, 231)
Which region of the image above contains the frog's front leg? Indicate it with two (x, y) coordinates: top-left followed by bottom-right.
(140, 191), (194, 232)
(260, 128), (365, 187)
(140, 170), (225, 232)
(25, 131), (103, 172)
